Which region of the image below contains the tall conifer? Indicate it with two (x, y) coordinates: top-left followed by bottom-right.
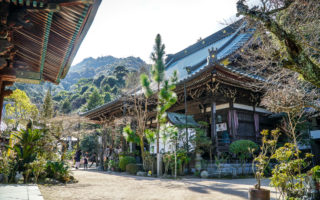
(41, 89), (53, 119)
(141, 34), (177, 176)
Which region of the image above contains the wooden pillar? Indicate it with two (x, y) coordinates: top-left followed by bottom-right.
(184, 83), (189, 153)
(253, 105), (258, 142)
(0, 80), (4, 134)
(211, 102), (216, 148)
(229, 102), (235, 140)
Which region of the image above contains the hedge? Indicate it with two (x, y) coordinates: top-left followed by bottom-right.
(119, 156), (136, 171)
(126, 163), (139, 175)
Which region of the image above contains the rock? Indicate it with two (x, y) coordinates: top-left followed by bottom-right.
(15, 172), (23, 183)
(136, 171), (147, 176)
(200, 170), (209, 178)
(0, 174), (3, 183)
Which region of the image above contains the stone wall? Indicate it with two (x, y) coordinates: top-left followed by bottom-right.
(205, 163), (255, 177)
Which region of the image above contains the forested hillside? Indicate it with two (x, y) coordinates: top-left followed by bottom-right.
(13, 56), (147, 113)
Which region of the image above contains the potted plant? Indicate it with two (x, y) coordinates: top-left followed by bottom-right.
(249, 129), (280, 200)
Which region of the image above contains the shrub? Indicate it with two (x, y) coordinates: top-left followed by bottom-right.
(270, 143), (313, 198)
(46, 161), (73, 183)
(229, 140), (258, 174)
(11, 128), (43, 173)
(65, 150), (76, 160)
(119, 156), (136, 171)
(0, 151), (11, 183)
(194, 171), (200, 177)
(162, 150), (190, 176)
(29, 157), (47, 183)
(229, 140), (258, 159)
(310, 165), (320, 182)
(126, 163), (139, 175)
(106, 159), (119, 171)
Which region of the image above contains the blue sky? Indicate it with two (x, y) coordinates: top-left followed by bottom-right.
(73, 0), (239, 65)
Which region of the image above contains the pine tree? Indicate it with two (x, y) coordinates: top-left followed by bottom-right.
(141, 34), (177, 176)
(87, 89), (103, 111)
(104, 92), (111, 103)
(61, 99), (71, 114)
(41, 89), (53, 119)
(150, 34), (166, 177)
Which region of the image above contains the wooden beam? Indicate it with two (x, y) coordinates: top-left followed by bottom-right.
(48, 0), (94, 5)
(0, 58), (7, 69)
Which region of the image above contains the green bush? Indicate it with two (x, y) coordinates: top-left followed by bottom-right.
(46, 161), (73, 183)
(229, 140), (258, 158)
(11, 128), (43, 173)
(310, 165), (320, 182)
(106, 159), (119, 171)
(229, 140), (258, 174)
(119, 156), (136, 171)
(65, 150), (76, 160)
(0, 151), (11, 183)
(29, 157), (46, 183)
(126, 163), (138, 175)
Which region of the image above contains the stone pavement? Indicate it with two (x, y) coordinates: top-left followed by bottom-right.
(0, 184), (43, 200)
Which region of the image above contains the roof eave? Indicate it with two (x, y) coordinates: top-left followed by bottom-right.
(59, 0), (102, 81)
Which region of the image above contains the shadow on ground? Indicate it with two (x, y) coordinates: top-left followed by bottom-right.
(70, 169), (279, 199)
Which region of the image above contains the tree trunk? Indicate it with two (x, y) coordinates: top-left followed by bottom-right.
(156, 83), (161, 177)
(140, 135), (145, 164)
(61, 142), (67, 161)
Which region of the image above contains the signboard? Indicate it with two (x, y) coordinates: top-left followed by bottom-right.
(216, 122), (227, 132)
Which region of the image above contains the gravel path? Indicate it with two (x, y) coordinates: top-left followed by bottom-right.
(39, 169), (278, 200)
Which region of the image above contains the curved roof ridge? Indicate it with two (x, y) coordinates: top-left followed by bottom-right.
(165, 20), (244, 66)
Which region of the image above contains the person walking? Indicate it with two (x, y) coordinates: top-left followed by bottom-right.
(89, 153), (97, 168)
(74, 149), (82, 169)
(84, 156), (88, 170)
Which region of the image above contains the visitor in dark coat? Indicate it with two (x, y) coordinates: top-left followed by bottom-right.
(75, 150), (82, 169)
(89, 153), (97, 168)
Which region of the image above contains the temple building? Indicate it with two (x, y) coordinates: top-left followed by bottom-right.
(82, 20), (278, 156)
(0, 0), (101, 125)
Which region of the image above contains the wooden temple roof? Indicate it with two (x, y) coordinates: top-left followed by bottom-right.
(82, 20), (262, 120)
(0, 0), (101, 84)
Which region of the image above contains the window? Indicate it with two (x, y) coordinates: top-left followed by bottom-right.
(237, 111), (255, 137)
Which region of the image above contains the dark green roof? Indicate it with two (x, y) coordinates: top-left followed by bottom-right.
(167, 112), (200, 127)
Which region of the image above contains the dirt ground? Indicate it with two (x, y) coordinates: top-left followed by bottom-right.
(39, 169), (278, 200)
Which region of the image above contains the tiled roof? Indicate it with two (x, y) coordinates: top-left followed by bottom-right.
(167, 112), (200, 127)
(165, 21), (242, 65)
(165, 21), (256, 83)
(80, 96), (123, 117)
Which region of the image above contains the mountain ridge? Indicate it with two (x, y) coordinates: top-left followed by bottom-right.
(12, 56), (148, 112)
